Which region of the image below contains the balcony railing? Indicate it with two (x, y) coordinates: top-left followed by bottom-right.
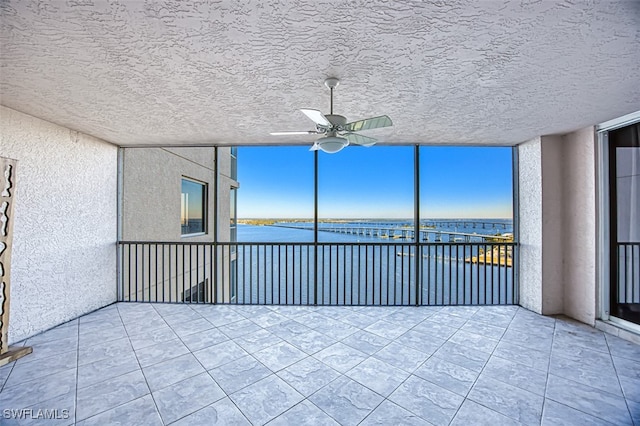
(117, 242), (517, 306)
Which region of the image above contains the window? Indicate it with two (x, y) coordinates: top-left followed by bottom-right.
(181, 178), (206, 236)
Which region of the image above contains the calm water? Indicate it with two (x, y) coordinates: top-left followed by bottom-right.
(233, 220), (516, 306)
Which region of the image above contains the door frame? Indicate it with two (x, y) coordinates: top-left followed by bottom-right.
(596, 111), (640, 326)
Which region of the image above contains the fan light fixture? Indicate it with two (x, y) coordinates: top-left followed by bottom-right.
(314, 136), (349, 153)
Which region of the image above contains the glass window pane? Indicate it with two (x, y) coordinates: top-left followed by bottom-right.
(318, 146), (414, 242)
(181, 178), (206, 235)
(616, 147), (640, 242)
(419, 146), (513, 239)
(236, 147), (313, 242)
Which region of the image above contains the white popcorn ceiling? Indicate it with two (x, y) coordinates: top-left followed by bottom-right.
(1, 0), (639, 147)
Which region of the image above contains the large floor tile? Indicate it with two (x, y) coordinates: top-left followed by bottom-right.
(313, 342), (368, 373)
(171, 397), (251, 426)
(372, 341), (429, 372)
(179, 327), (230, 352)
(268, 400), (340, 426)
(277, 357), (341, 397)
(346, 356), (409, 396)
(546, 374), (632, 425)
(364, 319), (409, 339)
(252, 341), (308, 372)
(450, 399), (521, 426)
(413, 356), (479, 396)
(432, 341), (491, 372)
(134, 337), (190, 368)
(493, 340), (550, 372)
(142, 352), (205, 391)
(482, 356), (548, 396)
(76, 394), (162, 426)
(153, 372), (225, 424)
(0, 368), (77, 410)
(341, 330), (390, 355)
(541, 399), (617, 426)
(235, 329), (283, 353)
(230, 375), (304, 425)
(388, 374), (464, 425)
(128, 324), (177, 351)
(76, 369), (149, 421)
(286, 328), (337, 354)
(4, 350), (77, 388)
(394, 329), (446, 355)
(449, 329), (499, 353)
(193, 340), (248, 370)
(360, 399), (431, 425)
(209, 355), (272, 394)
(77, 351), (140, 389)
(468, 374), (543, 424)
(309, 375), (383, 425)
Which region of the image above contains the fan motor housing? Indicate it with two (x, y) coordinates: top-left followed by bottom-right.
(324, 114), (347, 129)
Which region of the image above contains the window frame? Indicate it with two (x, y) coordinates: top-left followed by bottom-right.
(180, 176), (208, 237)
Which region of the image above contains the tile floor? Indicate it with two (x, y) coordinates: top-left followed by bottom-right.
(0, 303), (639, 425)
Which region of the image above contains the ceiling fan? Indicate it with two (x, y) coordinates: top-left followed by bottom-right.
(270, 78), (393, 153)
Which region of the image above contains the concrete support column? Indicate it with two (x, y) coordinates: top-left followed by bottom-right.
(518, 128), (597, 324)
(518, 136), (564, 315)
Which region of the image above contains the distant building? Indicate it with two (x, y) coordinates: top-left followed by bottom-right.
(121, 146), (238, 303)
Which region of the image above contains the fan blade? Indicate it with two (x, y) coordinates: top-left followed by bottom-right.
(344, 133), (377, 147)
(270, 131), (319, 135)
(301, 109), (331, 127)
(345, 115), (392, 132)
(309, 143), (320, 151)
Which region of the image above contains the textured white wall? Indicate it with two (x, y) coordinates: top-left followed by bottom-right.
(519, 128), (598, 324)
(121, 147), (217, 242)
(562, 127), (597, 325)
(0, 106), (118, 343)
(540, 136), (564, 315)
(518, 136), (564, 315)
(518, 138), (543, 313)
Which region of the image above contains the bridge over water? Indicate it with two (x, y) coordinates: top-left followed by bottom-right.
(271, 224), (511, 243)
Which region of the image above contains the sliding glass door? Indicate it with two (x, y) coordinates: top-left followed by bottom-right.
(608, 122), (640, 325)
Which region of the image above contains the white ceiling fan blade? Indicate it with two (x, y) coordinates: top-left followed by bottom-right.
(301, 109), (331, 127)
(345, 115), (392, 132)
(270, 131), (319, 135)
(309, 143), (320, 151)
(344, 133), (377, 147)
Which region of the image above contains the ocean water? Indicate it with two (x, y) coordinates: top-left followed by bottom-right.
(233, 220), (515, 306)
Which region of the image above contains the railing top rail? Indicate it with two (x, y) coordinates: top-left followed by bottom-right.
(117, 240), (518, 246)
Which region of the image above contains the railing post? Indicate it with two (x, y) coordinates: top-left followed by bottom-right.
(314, 150), (319, 305)
(414, 145), (421, 306)
(213, 147), (219, 304)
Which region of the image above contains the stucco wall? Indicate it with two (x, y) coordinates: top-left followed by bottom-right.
(540, 136), (565, 315)
(562, 127), (597, 325)
(0, 106), (118, 343)
(518, 138), (543, 313)
(519, 127), (598, 324)
(121, 148), (218, 242)
(518, 136), (564, 315)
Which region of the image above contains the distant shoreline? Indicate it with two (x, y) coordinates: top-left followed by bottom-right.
(238, 218), (513, 226)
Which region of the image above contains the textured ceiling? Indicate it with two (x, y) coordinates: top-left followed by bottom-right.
(1, 0), (640, 147)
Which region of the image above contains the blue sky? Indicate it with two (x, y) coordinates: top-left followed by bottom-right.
(237, 146), (513, 219)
